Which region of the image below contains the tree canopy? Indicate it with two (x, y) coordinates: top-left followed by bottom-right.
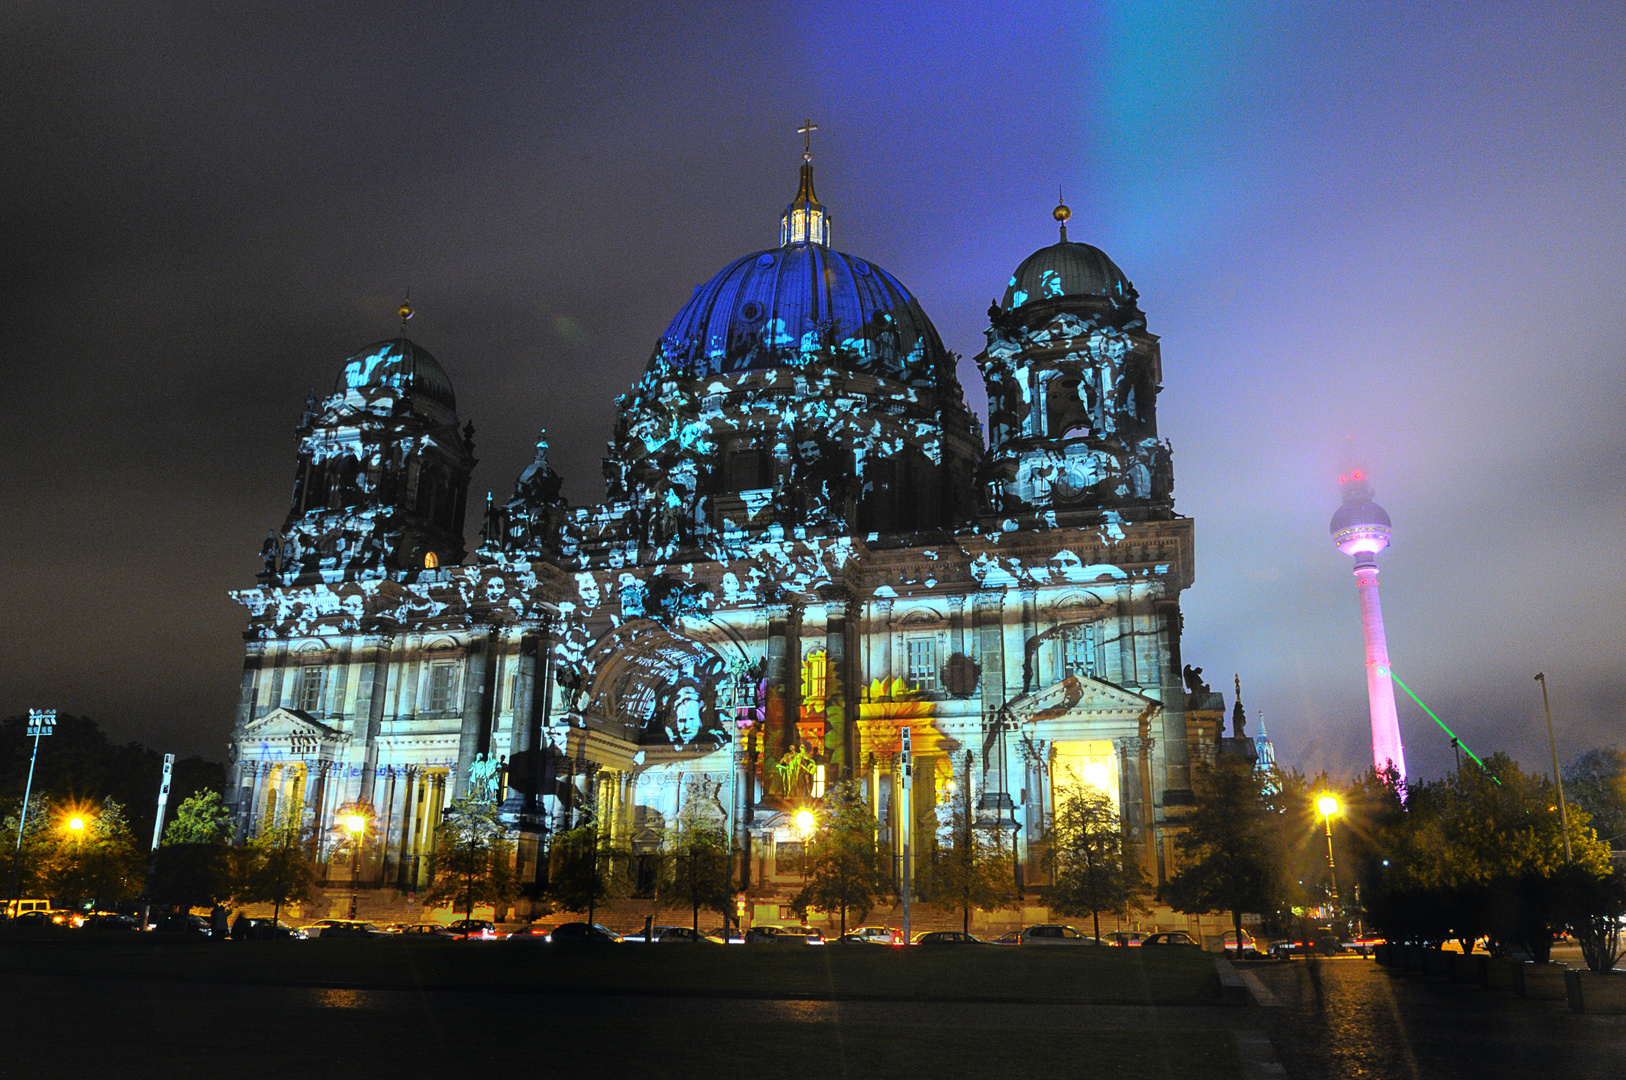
(1045, 782), (1146, 941)
(792, 781), (891, 939)
(426, 793), (518, 921)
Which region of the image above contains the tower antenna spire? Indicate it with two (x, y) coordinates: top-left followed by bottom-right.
(398, 290), (413, 336)
(781, 118), (830, 246)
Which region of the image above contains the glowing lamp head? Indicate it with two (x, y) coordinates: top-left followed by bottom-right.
(1317, 795), (1340, 818)
(344, 814), (367, 835)
(68, 816), (85, 833)
(794, 809), (816, 837)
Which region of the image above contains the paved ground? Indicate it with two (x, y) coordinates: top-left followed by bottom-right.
(1250, 956), (1626, 1079)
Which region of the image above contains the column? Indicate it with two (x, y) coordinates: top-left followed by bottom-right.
(824, 596), (850, 778)
(357, 632), (394, 809)
(1153, 597), (1192, 798)
(1115, 585), (1138, 687)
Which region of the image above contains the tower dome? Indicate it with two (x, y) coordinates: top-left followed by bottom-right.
(1001, 239), (1139, 314)
(335, 338), (457, 415)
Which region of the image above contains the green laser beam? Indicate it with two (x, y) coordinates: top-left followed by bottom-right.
(1384, 668), (1501, 784)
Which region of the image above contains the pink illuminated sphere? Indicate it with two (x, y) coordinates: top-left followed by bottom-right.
(1330, 472), (1392, 556)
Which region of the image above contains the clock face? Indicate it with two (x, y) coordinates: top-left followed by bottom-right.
(1052, 459), (1094, 500)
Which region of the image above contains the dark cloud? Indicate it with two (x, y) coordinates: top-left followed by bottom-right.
(2, 2), (1622, 781)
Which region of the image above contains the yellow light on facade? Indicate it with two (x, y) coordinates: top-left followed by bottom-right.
(1317, 795), (1340, 818)
(794, 809), (815, 837)
(344, 813), (367, 835)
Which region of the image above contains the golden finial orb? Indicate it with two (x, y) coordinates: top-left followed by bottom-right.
(1053, 202), (1072, 223)
(398, 302), (414, 323)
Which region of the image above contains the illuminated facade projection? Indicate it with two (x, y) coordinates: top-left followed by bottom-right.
(225, 144), (1253, 904)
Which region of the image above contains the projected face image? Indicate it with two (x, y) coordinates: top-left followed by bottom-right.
(670, 685), (704, 745)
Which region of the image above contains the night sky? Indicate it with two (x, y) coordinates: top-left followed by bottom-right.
(3, 2), (1623, 781)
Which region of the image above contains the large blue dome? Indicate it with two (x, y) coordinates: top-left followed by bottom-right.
(652, 244), (954, 392)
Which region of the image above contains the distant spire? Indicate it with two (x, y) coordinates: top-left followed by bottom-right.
(398, 292), (414, 336)
(1053, 186), (1071, 242)
(781, 118), (830, 246)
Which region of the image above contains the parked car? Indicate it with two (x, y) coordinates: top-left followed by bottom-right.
(1019, 924), (1101, 945)
(839, 925), (904, 945)
(1220, 930), (1259, 957)
(82, 912), (141, 932)
(744, 925), (824, 944)
(704, 927), (745, 944)
(1106, 931), (1146, 947)
(234, 916), (306, 940)
(913, 930), (986, 945)
(3, 899), (50, 920)
(989, 930), (1023, 945)
(400, 923), (457, 937)
(546, 922), (623, 943)
(1142, 931), (1201, 948)
(443, 919), (498, 940)
(623, 925), (706, 943)
(506, 923), (557, 939)
(153, 913), (212, 937)
(303, 919), (387, 939)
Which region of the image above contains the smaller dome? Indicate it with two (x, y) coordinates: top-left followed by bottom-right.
(1002, 240), (1138, 313)
(335, 338), (456, 411)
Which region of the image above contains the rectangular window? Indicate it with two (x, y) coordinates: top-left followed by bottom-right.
(1063, 625), (1098, 678)
(426, 661), (461, 714)
(906, 638), (938, 690)
(776, 841), (806, 876)
(297, 667), (324, 713)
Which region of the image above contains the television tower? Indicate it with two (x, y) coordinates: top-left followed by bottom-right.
(1330, 472), (1407, 780)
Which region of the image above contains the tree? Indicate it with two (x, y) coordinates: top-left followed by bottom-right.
(550, 822), (631, 925)
(234, 804), (316, 927)
(1563, 747), (1626, 850)
(923, 769), (1017, 934)
(425, 794), (519, 921)
(792, 781), (892, 939)
(149, 790), (233, 914)
(1046, 782), (1146, 942)
(0, 795), (53, 900)
(657, 814), (731, 936)
(44, 800), (144, 905)
(1355, 755), (1613, 959)
(1161, 756), (1281, 945)
(1559, 865), (1626, 973)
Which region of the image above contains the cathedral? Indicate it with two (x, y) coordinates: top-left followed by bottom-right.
(224, 140), (1245, 911)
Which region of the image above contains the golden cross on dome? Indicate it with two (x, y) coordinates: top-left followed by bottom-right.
(797, 118), (818, 160)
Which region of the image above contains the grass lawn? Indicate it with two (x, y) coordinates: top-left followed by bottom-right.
(0, 929), (1224, 1004)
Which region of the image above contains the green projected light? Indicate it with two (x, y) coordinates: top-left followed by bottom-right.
(1382, 668), (1501, 785)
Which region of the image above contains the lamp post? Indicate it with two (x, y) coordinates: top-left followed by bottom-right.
(1317, 795), (1341, 919)
(1534, 673), (1573, 864)
(344, 813), (366, 919)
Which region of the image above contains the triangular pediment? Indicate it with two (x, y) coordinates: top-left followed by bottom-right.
(242, 708), (348, 743)
(1005, 674), (1160, 725)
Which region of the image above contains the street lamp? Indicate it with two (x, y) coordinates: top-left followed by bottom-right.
(343, 813), (366, 919)
(794, 808), (816, 839)
(1317, 795), (1341, 917)
(67, 816), (85, 834)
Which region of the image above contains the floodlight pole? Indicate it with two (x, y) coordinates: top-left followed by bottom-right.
(1535, 673), (1572, 864)
(7, 710), (55, 914)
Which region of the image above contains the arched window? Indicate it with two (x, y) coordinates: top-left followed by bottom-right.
(423, 551), (439, 569)
(1046, 376), (1091, 439)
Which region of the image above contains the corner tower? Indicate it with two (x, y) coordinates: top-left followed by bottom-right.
(976, 200), (1172, 521)
(264, 324), (476, 583)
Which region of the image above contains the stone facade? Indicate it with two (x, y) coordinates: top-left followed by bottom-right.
(224, 172), (1237, 901)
